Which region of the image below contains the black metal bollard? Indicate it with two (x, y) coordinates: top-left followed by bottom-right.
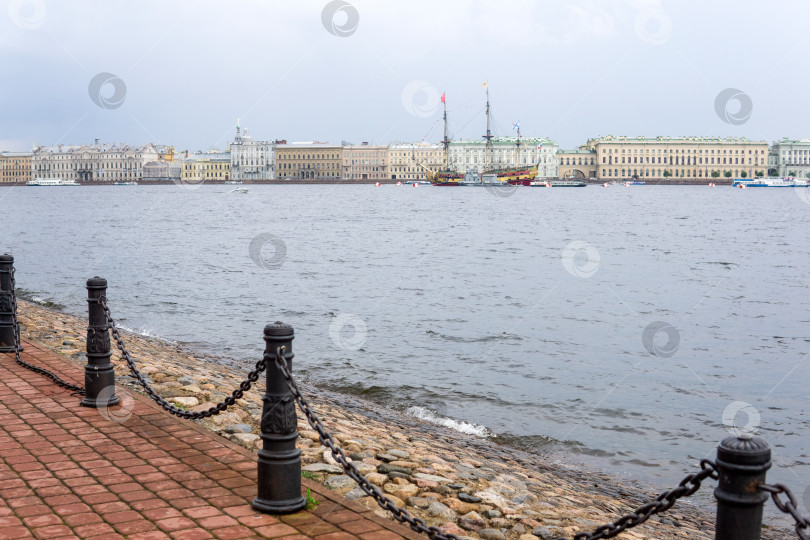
(80, 277), (119, 408)
(714, 434), (771, 540)
(0, 254), (16, 352)
(252, 322), (307, 514)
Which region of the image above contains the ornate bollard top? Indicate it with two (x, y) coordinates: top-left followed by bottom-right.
(86, 276), (107, 289)
(718, 435), (771, 467)
(264, 321), (294, 338)
(0, 254), (13, 263)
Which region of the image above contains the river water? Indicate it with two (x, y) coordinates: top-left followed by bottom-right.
(2, 183), (809, 510)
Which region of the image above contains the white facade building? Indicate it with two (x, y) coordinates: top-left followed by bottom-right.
(229, 122), (275, 180)
(770, 138), (810, 179)
(32, 142), (159, 183)
(447, 137), (558, 178)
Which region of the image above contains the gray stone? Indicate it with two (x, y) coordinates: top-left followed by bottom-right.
(412, 472), (452, 483)
(532, 526), (553, 539)
(376, 453), (400, 463)
(230, 433), (259, 446)
(427, 501), (456, 520)
(302, 463), (342, 474)
(388, 471), (411, 481)
(478, 529), (506, 540)
(223, 423), (252, 434)
(354, 463), (376, 475)
(324, 475), (357, 490)
(459, 511), (486, 531)
(459, 492), (482, 503)
(406, 496), (433, 509)
(178, 375), (196, 385)
(387, 449), (410, 459)
(346, 487), (367, 500)
(482, 509), (502, 519)
(447, 483), (465, 490)
(377, 464), (412, 475)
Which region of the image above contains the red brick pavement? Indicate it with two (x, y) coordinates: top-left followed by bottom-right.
(0, 340), (424, 540)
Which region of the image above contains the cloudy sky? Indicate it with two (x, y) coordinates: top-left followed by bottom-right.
(1, 0), (808, 152)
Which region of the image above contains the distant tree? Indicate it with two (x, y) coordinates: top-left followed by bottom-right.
(789, 170), (797, 177)
(768, 168), (778, 176)
(740, 171), (748, 178)
(724, 171), (732, 178)
(756, 170), (764, 178)
(663, 170), (671, 178)
(711, 170), (720, 178)
(806, 171), (810, 179)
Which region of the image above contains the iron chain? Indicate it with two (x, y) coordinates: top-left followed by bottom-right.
(272, 345), (721, 540)
(271, 346), (461, 540)
(99, 295), (267, 420)
(551, 460), (718, 540)
(7, 267), (86, 395)
(759, 483), (810, 540)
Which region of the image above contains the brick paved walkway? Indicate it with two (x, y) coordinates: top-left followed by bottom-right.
(0, 340), (423, 540)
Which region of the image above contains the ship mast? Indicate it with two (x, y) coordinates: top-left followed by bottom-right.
(441, 95), (450, 171)
(483, 84), (493, 172)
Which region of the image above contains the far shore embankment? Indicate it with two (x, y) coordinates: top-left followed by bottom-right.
(1, 178), (733, 187)
(13, 300), (787, 540)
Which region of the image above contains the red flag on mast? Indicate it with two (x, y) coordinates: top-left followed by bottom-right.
(440, 92), (445, 103)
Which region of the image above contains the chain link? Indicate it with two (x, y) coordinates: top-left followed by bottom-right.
(759, 483), (810, 540)
(99, 296), (266, 420)
(271, 346), (719, 540)
(5, 267), (86, 395)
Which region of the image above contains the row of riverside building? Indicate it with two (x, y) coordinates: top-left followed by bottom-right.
(2, 123), (810, 184)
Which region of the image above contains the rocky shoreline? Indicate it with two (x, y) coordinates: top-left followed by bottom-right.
(14, 299), (787, 540)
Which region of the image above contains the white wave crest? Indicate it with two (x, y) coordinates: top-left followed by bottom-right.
(406, 406), (492, 437)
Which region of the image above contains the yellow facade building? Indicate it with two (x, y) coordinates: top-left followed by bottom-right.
(342, 144), (388, 180)
(388, 143), (443, 181)
(181, 151), (231, 182)
(557, 149), (597, 179)
(0, 152), (33, 184)
(565, 136), (768, 180)
(275, 143), (342, 180)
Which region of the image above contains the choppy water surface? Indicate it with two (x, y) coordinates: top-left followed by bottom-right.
(3, 184), (809, 510)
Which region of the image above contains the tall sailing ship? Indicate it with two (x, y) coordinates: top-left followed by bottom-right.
(481, 83), (537, 185)
(429, 83), (538, 186)
(428, 93), (464, 186)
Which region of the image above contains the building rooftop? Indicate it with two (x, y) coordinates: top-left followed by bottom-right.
(34, 143), (159, 154)
(588, 135), (767, 144)
(449, 137), (556, 147)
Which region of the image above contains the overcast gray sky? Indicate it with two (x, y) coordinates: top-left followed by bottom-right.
(1, 0), (808, 152)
